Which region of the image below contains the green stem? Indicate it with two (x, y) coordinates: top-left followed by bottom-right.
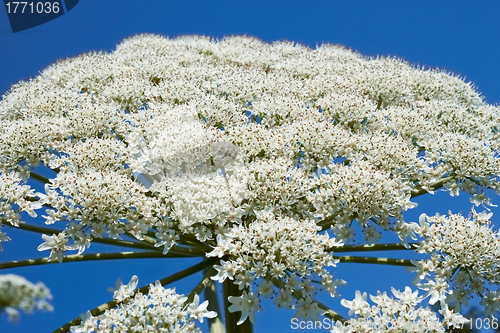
(139, 232), (208, 256)
(51, 257), (220, 333)
(124, 232), (207, 256)
(29, 171), (51, 184)
(128, 232), (157, 247)
(410, 175), (454, 198)
(185, 267), (217, 305)
(329, 242), (418, 253)
(318, 213), (350, 231)
(24, 196), (52, 209)
(316, 301), (345, 322)
(334, 255), (414, 267)
(13, 223), (162, 252)
(169, 244), (208, 257)
(204, 277), (225, 333)
(0, 251), (181, 270)
(179, 233), (214, 250)
(15, 222), (207, 257)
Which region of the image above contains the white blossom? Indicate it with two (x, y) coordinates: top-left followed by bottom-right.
(414, 210), (500, 313)
(340, 290), (369, 316)
(37, 233), (68, 263)
(1, 33), (500, 329)
(110, 275), (139, 303)
(228, 290), (261, 325)
(0, 274), (53, 322)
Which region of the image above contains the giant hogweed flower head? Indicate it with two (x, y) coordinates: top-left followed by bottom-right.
(1, 34), (500, 327)
(0, 274), (53, 322)
(1, 34), (497, 255)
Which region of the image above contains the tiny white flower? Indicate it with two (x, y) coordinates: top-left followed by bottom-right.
(341, 290), (370, 316)
(110, 275), (138, 303)
(187, 294), (217, 323)
(37, 233), (67, 263)
(228, 291), (261, 325)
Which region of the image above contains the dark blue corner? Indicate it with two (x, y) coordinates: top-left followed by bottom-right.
(3, 0), (79, 33)
(64, 0), (78, 12)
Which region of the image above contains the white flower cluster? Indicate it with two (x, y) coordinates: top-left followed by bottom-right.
(208, 209), (345, 323)
(0, 33), (496, 253)
(336, 287), (467, 332)
(0, 274), (53, 322)
(34, 170), (159, 260)
(1, 33), (500, 327)
(0, 172), (43, 251)
(414, 211), (500, 317)
(71, 276), (216, 333)
(309, 159), (417, 243)
(150, 161), (249, 237)
(0, 172), (42, 224)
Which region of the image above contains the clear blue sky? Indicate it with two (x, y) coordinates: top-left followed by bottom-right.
(1, 1), (500, 332)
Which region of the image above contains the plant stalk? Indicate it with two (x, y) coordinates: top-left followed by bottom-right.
(334, 255), (414, 267)
(0, 251), (179, 270)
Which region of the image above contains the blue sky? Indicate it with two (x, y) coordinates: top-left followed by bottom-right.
(1, 1), (500, 332)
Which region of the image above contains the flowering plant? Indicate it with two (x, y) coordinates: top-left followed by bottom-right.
(1, 34), (499, 332)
